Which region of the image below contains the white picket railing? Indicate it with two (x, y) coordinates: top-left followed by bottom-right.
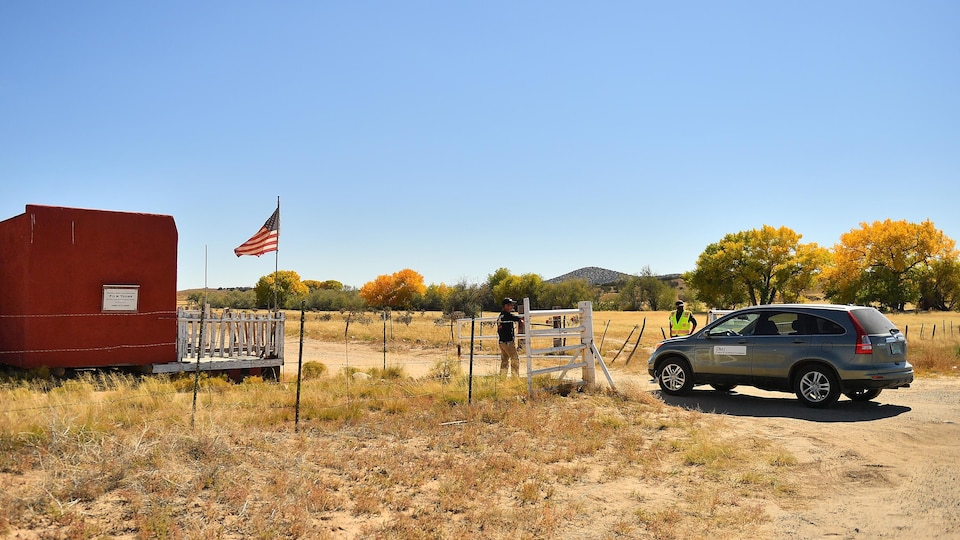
(177, 307), (285, 361)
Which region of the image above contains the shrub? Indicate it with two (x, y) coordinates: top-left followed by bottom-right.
(301, 361), (328, 380)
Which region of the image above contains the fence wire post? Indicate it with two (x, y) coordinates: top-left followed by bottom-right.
(468, 318), (475, 405)
(295, 302), (305, 433)
(598, 319), (611, 355)
(191, 306), (205, 429)
(624, 318), (646, 366)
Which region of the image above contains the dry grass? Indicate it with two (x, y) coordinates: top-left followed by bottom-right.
(2, 369), (799, 539)
(1, 309), (956, 538)
(885, 312), (960, 375)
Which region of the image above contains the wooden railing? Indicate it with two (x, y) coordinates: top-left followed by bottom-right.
(177, 307), (285, 361)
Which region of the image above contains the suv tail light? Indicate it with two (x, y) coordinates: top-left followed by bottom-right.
(848, 313), (873, 354)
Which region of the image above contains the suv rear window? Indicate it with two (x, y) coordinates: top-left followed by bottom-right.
(850, 308), (899, 334)
(809, 315), (845, 335)
(768, 312), (844, 335)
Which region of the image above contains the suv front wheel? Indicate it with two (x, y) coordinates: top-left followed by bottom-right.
(657, 358), (694, 396)
(794, 365), (840, 408)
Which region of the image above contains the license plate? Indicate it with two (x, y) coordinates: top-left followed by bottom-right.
(889, 342), (903, 355)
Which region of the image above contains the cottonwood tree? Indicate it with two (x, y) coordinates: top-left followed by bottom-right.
(539, 278), (594, 309)
(417, 283), (450, 311)
(255, 270), (309, 309)
(188, 288), (256, 309)
(359, 268), (426, 309)
(492, 272), (544, 309)
(303, 279), (343, 292)
(483, 267), (513, 310)
(823, 219), (957, 311)
(689, 225), (828, 308)
(918, 258), (960, 311)
(441, 281), (485, 317)
(617, 267), (674, 310)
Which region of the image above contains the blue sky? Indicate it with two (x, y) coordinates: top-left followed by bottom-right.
(3, 1), (958, 291)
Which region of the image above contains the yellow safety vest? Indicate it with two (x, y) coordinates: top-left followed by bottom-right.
(670, 310), (692, 336)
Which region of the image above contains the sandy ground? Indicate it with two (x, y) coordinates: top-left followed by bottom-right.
(654, 377), (960, 539)
(286, 338), (960, 539)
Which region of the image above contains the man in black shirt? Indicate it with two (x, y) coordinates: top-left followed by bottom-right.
(497, 298), (524, 377)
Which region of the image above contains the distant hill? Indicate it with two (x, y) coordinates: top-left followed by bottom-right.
(547, 267), (683, 286)
(546, 267), (633, 286)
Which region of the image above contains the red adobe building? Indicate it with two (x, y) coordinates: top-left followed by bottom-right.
(0, 205), (178, 371)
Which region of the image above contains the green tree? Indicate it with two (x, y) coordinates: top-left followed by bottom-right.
(304, 287), (364, 311)
(487, 267), (511, 291)
(918, 258), (960, 311)
(211, 288), (256, 309)
(442, 281), (485, 317)
(255, 270), (308, 309)
(492, 272), (543, 309)
(689, 225), (827, 308)
(539, 278), (594, 309)
(304, 279), (344, 292)
(483, 267), (513, 311)
(685, 240), (749, 309)
(824, 219), (958, 311)
(417, 283), (450, 311)
(320, 280), (344, 291)
(617, 270), (675, 311)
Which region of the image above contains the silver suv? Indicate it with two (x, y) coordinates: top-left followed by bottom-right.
(647, 304), (913, 408)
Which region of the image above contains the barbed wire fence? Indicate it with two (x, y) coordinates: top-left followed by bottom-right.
(2, 308), (958, 428)
(0, 307), (536, 429)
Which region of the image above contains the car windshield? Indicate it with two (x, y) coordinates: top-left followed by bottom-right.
(708, 313), (760, 336)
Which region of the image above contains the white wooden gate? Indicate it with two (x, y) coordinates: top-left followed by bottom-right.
(456, 299), (615, 395)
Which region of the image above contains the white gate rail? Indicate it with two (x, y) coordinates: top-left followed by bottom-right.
(456, 299), (615, 395)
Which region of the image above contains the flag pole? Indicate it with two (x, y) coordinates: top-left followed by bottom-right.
(273, 196), (280, 312)
(204, 244), (208, 309)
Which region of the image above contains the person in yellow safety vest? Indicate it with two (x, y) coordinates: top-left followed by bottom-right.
(669, 300), (698, 337)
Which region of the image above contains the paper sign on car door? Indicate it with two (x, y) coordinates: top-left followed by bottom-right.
(714, 345), (747, 356)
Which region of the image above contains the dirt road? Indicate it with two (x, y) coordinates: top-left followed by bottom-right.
(649, 377), (960, 539)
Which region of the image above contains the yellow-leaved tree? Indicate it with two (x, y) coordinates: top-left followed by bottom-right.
(359, 268), (426, 309)
(255, 270), (309, 309)
(688, 225), (829, 308)
(823, 219), (957, 311)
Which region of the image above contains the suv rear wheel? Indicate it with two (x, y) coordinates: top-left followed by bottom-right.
(794, 365), (840, 408)
(657, 358), (693, 396)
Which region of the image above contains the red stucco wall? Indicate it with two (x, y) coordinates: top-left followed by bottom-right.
(0, 205), (178, 369)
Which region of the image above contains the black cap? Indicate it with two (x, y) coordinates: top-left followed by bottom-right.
(503, 297), (516, 305)
(676, 300), (684, 306)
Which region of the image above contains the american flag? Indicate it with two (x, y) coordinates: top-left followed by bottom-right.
(234, 207), (280, 257)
